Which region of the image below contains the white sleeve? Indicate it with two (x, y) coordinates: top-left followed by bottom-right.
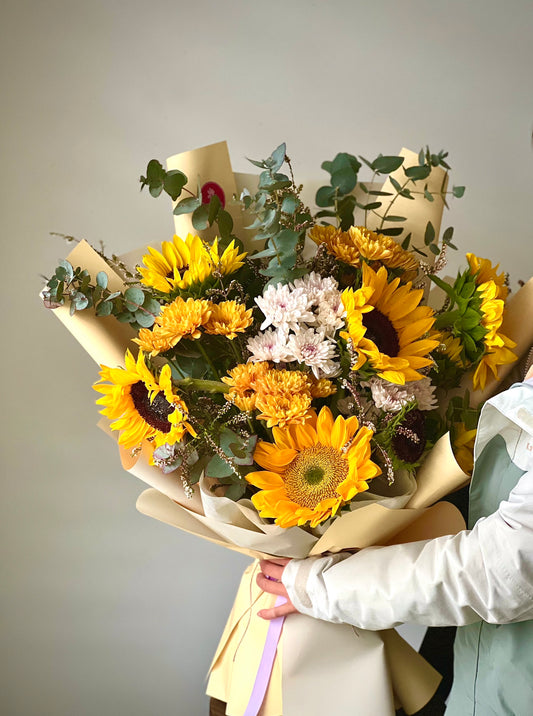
(282, 469), (533, 630)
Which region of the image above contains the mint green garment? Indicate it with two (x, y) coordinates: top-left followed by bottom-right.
(446, 382), (533, 716)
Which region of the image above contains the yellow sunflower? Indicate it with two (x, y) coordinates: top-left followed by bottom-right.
(246, 406), (381, 528)
(341, 264), (439, 384)
(94, 350), (196, 450)
(467, 253), (508, 300)
(309, 377), (337, 398)
(452, 423), (477, 476)
(438, 331), (464, 366)
(472, 280), (517, 391)
(138, 234), (246, 293)
(203, 301), (254, 339)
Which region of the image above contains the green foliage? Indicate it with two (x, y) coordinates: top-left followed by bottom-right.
(42, 261), (161, 329)
(244, 143), (313, 285)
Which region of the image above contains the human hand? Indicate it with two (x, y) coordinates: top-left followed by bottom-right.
(256, 559), (299, 620)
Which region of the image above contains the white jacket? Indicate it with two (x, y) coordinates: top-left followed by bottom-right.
(282, 381), (533, 631)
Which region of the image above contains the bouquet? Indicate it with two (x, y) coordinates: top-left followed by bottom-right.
(42, 141), (533, 716)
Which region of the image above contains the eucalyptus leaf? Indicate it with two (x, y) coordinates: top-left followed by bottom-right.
(192, 203), (210, 231)
(124, 286), (145, 307)
(134, 309), (155, 328)
(96, 271), (108, 289)
(174, 196), (201, 216)
(372, 155), (404, 174)
(163, 170), (187, 201)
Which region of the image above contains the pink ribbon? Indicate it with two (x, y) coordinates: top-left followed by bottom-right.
(243, 596), (286, 716)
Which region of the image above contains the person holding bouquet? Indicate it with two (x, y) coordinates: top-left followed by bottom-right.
(258, 359), (533, 716)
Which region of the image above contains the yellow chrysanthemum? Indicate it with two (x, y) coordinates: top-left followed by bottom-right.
(222, 362), (270, 411)
(467, 253), (508, 300)
(309, 224), (418, 276)
(254, 369), (314, 428)
(137, 297), (212, 357)
(204, 301), (254, 339)
(309, 225), (360, 266)
(472, 280), (517, 391)
(309, 377), (337, 398)
(246, 406), (381, 528)
(348, 226), (419, 273)
(341, 264), (439, 384)
(94, 350), (196, 450)
(453, 424), (477, 476)
(138, 234), (247, 293)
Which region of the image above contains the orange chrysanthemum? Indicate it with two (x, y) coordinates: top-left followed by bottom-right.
(133, 297), (212, 356)
(246, 407), (381, 528)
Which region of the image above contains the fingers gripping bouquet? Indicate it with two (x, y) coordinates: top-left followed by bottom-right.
(42, 141), (532, 716)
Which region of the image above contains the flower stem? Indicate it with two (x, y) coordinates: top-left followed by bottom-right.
(197, 341), (222, 380)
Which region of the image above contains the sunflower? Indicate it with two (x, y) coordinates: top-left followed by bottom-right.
(203, 301), (254, 339)
(94, 350), (196, 450)
(133, 297), (212, 356)
(138, 234), (246, 293)
(309, 376), (337, 398)
(342, 264), (439, 384)
(466, 253), (508, 300)
(245, 406), (381, 528)
(438, 331), (464, 366)
(472, 280), (517, 391)
(452, 423), (477, 475)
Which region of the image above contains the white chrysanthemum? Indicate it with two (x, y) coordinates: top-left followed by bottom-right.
(285, 327), (340, 378)
(408, 377), (438, 411)
(291, 271), (339, 304)
(255, 283), (314, 331)
(246, 328), (291, 363)
(315, 294), (346, 336)
(362, 377), (414, 413)
(361, 376), (437, 413)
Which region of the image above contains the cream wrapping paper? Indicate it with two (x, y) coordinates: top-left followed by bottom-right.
(44, 143), (533, 716)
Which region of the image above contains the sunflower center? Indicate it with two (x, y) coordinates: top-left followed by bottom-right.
(284, 445), (348, 509)
(130, 381), (173, 433)
(362, 308), (400, 356)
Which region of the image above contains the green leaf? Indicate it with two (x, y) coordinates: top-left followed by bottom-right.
(269, 143), (286, 172)
(382, 215), (406, 222)
(173, 196), (201, 215)
(104, 291), (121, 302)
(134, 309), (155, 328)
(429, 243), (440, 255)
(249, 246), (278, 260)
(208, 194), (221, 226)
(401, 233), (412, 250)
(205, 454), (234, 478)
(163, 170), (187, 201)
(217, 209), (234, 237)
(315, 186), (336, 207)
(442, 226), (454, 243)
(124, 286), (145, 307)
(424, 189), (434, 202)
(96, 271), (108, 289)
(189, 454), (211, 483)
(331, 166), (357, 194)
(281, 195), (298, 215)
(192, 203), (210, 231)
(404, 165), (431, 181)
(453, 186), (465, 198)
(96, 300), (113, 317)
(368, 190), (393, 196)
(360, 202), (382, 211)
(372, 155), (404, 174)
(149, 184), (163, 198)
(224, 484), (246, 501)
(379, 227), (404, 237)
(424, 221), (435, 245)
(142, 297), (161, 316)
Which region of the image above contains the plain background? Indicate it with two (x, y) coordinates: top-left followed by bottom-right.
(2, 1), (533, 714)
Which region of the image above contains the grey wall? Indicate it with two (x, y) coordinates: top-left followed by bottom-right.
(2, 1), (533, 714)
